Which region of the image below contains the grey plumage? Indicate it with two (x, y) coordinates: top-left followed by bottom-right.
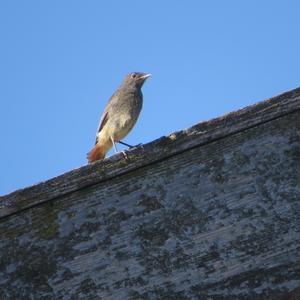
(87, 72), (151, 162)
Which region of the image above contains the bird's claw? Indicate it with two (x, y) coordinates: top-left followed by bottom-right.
(121, 150), (129, 160)
(130, 143), (143, 149)
(117, 141), (143, 149)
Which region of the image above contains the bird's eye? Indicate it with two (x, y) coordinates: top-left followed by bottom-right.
(131, 74), (137, 79)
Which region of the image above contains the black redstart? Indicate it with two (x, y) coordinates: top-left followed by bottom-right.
(87, 72), (151, 163)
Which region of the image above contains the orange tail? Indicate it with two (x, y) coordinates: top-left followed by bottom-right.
(87, 144), (105, 163)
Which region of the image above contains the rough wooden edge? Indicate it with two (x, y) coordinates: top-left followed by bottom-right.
(277, 287), (300, 300)
(1, 87), (300, 219)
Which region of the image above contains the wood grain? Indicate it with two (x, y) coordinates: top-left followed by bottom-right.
(0, 89), (299, 299)
(1, 87), (300, 219)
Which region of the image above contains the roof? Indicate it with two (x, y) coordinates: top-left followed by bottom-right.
(1, 86), (300, 219)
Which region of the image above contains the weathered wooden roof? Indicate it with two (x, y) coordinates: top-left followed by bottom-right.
(2, 87), (300, 218)
(1, 87), (300, 299)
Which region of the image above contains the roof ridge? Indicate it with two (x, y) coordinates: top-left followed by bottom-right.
(1, 87), (300, 219)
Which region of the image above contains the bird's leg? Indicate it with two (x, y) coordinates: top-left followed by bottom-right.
(110, 137), (118, 153)
(111, 137), (128, 159)
(117, 140), (134, 148)
(117, 140), (142, 149)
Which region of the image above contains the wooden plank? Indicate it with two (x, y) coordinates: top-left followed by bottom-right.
(1, 87), (300, 219)
(0, 110), (299, 299)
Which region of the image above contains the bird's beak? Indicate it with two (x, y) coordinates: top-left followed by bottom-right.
(139, 73), (152, 80)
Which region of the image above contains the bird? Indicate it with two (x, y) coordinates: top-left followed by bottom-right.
(87, 72), (151, 163)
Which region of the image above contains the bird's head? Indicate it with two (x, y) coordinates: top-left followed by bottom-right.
(124, 72), (151, 89)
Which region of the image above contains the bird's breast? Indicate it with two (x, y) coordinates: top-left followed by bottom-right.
(99, 88), (143, 141)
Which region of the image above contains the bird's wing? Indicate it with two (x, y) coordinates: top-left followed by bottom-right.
(95, 111), (109, 144)
(94, 90), (120, 144)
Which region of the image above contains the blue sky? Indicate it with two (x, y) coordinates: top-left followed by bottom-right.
(1, 1), (299, 195)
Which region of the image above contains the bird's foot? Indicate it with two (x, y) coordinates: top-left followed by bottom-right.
(130, 143), (143, 149)
(117, 141), (143, 149)
(121, 150), (129, 160)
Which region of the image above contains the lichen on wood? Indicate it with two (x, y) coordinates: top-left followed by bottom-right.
(0, 88), (300, 299)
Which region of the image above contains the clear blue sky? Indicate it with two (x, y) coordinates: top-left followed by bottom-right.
(1, 1), (299, 195)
